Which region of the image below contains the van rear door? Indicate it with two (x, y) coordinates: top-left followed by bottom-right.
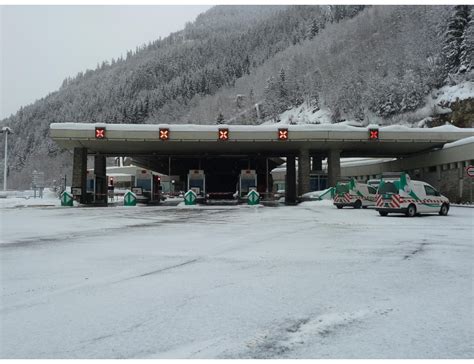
(377, 180), (399, 208)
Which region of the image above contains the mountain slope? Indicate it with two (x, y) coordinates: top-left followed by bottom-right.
(1, 5), (472, 188)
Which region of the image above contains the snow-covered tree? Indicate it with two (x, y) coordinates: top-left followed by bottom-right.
(216, 112), (225, 124)
(443, 5), (470, 74)
(308, 18), (319, 39)
(459, 7), (473, 73)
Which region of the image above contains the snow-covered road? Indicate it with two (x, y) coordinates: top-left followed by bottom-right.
(0, 201), (472, 358)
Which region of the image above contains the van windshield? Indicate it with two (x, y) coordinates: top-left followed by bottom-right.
(336, 183), (349, 193)
(378, 181), (398, 194)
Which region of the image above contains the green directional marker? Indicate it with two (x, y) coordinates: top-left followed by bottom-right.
(247, 190), (260, 205)
(61, 191), (73, 206)
(124, 191), (137, 206)
(184, 190), (197, 205)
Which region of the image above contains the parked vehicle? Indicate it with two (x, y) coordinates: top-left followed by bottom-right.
(333, 178), (377, 209)
(367, 179), (381, 188)
(375, 172), (450, 217)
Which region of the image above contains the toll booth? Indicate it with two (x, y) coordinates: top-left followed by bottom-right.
(133, 169), (163, 203)
(134, 169), (152, 200)
(239, 169), (257, 198)
(187, 170), (206, 198)
(85, 171), (109, 204)
(85, 171), (97, 204)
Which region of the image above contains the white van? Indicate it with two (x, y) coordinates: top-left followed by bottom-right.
(333, 178), (377, 209)
(375, 172), (450, 217)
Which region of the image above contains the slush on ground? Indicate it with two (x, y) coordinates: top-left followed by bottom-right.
(0, 200), (472, 358)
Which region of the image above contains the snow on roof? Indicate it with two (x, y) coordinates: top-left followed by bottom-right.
(442, 136), (474, 149)
(50, 122), (474, 133)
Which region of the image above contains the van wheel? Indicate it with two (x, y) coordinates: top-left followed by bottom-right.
(406, 204), (416, 217)
(362, 206), (368, 209)
(336, 205), (343, 209)
(379, 211), (388, 216)
(439, 203), (449, 216)
(354, 200), (362, 209)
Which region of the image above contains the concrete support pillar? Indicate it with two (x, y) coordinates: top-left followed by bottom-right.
(327, 149), (341, 188)
(94, 155), (107, 206)
(311, 155), (323, 172)
(72, 147), (88, 204)
(298, 149), (311, 196)
(285, 155), (297, 205)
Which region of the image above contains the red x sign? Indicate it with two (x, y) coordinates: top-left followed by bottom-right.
(95, 127), (106, 139)
(369, 128), (379, 140)
(218, 128), (229, 141)
(278, 128), (289, 141)
(159, 128), (169, 140)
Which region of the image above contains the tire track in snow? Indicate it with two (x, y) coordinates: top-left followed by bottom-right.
(229, 308), (393, 359)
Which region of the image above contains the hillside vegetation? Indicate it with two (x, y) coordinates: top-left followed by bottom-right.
(1, 5), (472, 188)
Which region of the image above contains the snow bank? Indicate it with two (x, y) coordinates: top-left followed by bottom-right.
(0, 189), (60, 208)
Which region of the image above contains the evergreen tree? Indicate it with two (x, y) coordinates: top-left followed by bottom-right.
(278, 68), (290, 110)
(443, 5), (470, 74)
(263, 76), (280, 120)
(459, 7), (473, 72)
(243, 55), (251, 75)
(308, 19), (319, 39)
(216, 112), (225, 124)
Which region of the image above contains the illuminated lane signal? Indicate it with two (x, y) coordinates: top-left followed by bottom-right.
(95, 127), (106, 139)
(278, 128), (289, 141)
(369, 128), (379, 140)
(159, 128), (169, 141)
(109, 177), (114, 187)
(218, 128), (229, 141)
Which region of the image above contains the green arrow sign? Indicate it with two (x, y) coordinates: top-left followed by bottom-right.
(61, 191), (73, 206)
(247, 190), (260, 205)
(124, 191), (136, 206)
(184, 190), (197, 205)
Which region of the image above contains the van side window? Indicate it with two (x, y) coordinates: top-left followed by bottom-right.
(368, 186), (377, 194)
(424, 185), (438, 196)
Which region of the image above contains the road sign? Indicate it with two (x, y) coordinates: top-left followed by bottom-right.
(124, 191), (137, 206)
(132, 187), (143, 195)
(247, 190), (260, 205)
(278, 128), (288, 141)
(159, 128), (169, 140)
(466, 165), (474, 177)
(95, 127), (106, 139)
(60, 191), (73, 206)
(369, 128), (379, 140)
(218, 128), (229, 141)
(32, 170), (45, 188)
(184, 190), (197, 205)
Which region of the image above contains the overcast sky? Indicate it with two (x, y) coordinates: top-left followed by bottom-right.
(0, 5), (212, 119)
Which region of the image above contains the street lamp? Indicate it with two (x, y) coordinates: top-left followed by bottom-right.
(1, 127), (13, 191)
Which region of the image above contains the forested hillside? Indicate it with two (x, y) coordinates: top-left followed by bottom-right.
(1, 5), (472, 188)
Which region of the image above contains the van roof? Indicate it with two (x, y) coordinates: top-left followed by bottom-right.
(381, 172), (404, 178)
